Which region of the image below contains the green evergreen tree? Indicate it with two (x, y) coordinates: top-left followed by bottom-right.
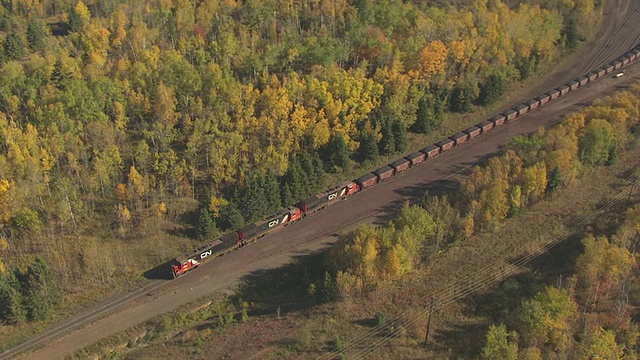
(378, 117), (395, 155)
(358, 128), (379, 163)
(433, 92), (446, 125)
(323, 134), (350, 173)
(225, 202), (245, 230)
(294, 156), (312, 197)
(0, 270), (26, 324)
(3, 31), (24, 60)
(392, 120), (408, 153)
(281, 182), (294, 207)
(242, 174), (268, 221)
(263, 170), (282, 214)
(517, 52), (539, 79)
(196, 207), (215, 240)
(27, 19), (47, 51)
(284, 159), (305, 202)
(449, 83), (475, 113)
(606, 142), (617, 165)
(68, 5), (86, 32)
(51, 59), (72, 90)
(546, 166), (563, 194)
(23, 258), (58, 322)
(414, 95), (436, 134)
(478, 74), (506, 106)
(564, 17), (580, 50)
(319, 271), (337, 303)
(311, 152), (326, 191)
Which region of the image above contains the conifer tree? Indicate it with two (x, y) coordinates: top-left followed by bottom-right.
(24, 258), (58, 322)
(414, 95), (435, 134)
(263, 170), (282, 214)
(196, 207), (215, 240)
(3, 32), (24, 60)
(324, 134), (350, 172)
(311, 152), (326, 192)
(478, 74), (506, 106)
(546, 166), (563, 194)
(225, 202), (245, 230)
(392, 119), (408, 153)
(358, 127), (379, 163)
(378, 117), (395, 155)
(281, 182), (294, 207)
(0, 270), (26, 324)
(27, 20), (47, 51)
(242, 174), (268, 221)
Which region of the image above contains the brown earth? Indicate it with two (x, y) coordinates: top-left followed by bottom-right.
(6, 0), (640, 358)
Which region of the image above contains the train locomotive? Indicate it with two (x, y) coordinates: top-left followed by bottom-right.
(171, 44), (640, 278)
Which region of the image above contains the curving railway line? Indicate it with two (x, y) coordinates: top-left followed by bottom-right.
(5, 0), (640, 358)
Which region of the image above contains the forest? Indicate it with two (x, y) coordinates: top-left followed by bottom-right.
(0, 0), (597, 327)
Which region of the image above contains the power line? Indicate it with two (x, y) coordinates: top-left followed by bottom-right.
(317, 172), (638, 360)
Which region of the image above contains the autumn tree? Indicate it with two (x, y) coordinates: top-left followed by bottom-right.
(582, 326), (624, 360)
(69, 1), (91, 32)
(149, 81), (179, 151)
(518, 286), (578, 355)
(579, 119), (614, 167)
(575, 235), (634, 313)
(418, 40), (449, 80)
(482, 324), (519, 360)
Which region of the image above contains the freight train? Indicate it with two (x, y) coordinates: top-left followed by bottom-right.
(170, 45), (640, 279)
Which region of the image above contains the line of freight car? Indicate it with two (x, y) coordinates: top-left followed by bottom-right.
(171, 206), (302, 277)
(170, 43), (640, 279)
(297, 181), (359, 216)
(498, 43), (640, 126)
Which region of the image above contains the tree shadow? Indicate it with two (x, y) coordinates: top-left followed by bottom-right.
(235, 251), (328, 317)
(432, 234), (584, 357)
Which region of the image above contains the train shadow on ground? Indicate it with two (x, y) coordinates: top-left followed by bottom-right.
(143, 261), (174, 280)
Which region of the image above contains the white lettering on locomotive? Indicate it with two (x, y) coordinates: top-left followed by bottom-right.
(269, 219), (279, 228)
(200, 249), (213, 259)
(328, 192), (338, 200)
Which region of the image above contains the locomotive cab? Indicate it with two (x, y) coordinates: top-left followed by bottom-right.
(171, 257), (198, 278)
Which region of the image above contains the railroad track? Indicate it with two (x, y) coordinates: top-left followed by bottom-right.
(0, 280), (165, 360)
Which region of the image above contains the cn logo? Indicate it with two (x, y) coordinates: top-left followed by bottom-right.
(328, 192), (338, 201)
(268, 219), (279, 228)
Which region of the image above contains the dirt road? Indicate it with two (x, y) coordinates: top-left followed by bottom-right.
(8, 0), (640, 358)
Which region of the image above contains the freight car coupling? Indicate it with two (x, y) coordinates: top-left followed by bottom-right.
(170, 43), (640, 279)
